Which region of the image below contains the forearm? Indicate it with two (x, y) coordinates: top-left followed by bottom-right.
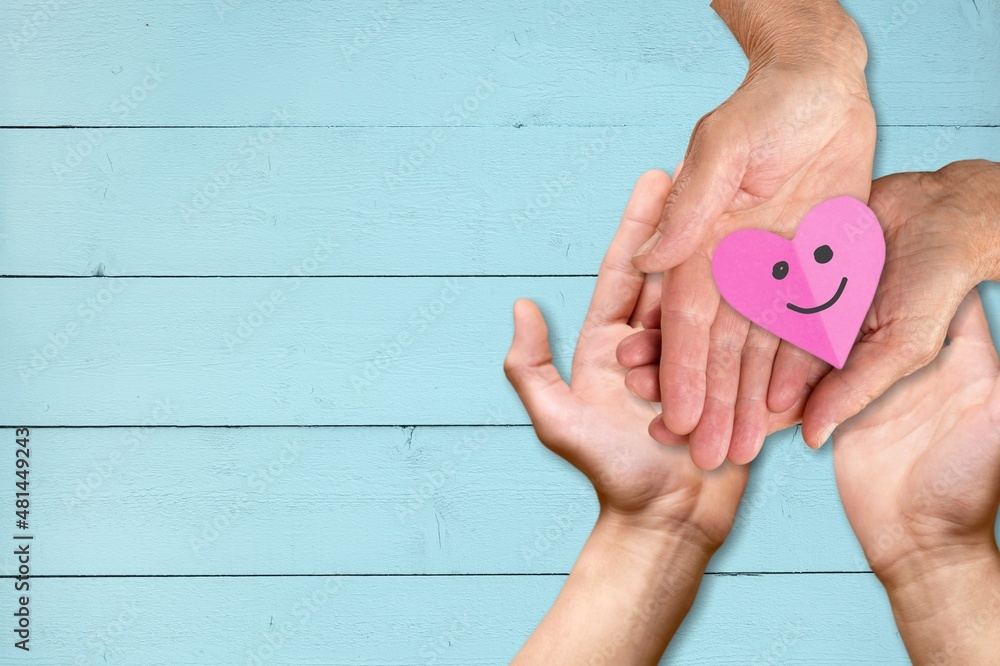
(878, 545), (1000, 665)
(710, 0), (867, 74)
(512, 512), (715, 665)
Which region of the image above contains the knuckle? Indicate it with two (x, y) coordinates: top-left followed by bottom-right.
(909, 334), (941, 367)
(502, 356), (520, 382)
(664, 308), (712, 331)
(690, 110), (720, 140)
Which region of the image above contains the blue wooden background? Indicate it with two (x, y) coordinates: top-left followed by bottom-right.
(0, 0), (998, 663)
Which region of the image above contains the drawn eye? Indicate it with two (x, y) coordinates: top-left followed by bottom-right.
(814, 245), (833, 264)
(772, 261), (789, 280)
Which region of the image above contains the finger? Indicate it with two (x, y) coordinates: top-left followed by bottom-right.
(504, 299), (574, 434)
(729, 323), (780, 465)
(767, 340), (815, 414)
(649, 413), (689, 446)
(629, 271), (664, 328)
(585, 170), (672, 329)
(660, 254), (720, 435)
(868, 172), (919, 228)
(689, 301), (749, 470)
(616, 328), (661, 369)
(948, 287), (995, 352)
(801, 320), (949, 449)
(632, 124), (744, 272)
(769, 355), (829, 433)
(641, 302), (662, 331)
(625, 364), (660, 402)
(945, 287), (1000, 375)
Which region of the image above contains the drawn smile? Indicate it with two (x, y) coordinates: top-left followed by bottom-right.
(786, 277), (848, 314)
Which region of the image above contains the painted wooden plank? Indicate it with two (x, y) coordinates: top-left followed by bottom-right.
(0, 2), (991, 664)
(0, 126), (997, 277)
(10, 574), (907, 664)
(0, 424), (871, 576)
(3, 279), (1000, 426)
(0, 0), (997, 127)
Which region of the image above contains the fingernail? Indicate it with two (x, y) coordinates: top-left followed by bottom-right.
(634, 230), (662, 259)
(815, 424), (837, 448)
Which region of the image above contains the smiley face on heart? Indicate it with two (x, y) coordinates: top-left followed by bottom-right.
(711, 196), (885, 369)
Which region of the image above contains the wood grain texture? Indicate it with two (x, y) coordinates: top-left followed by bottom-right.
(1, 0), (997, 127)
(1, 0), (997, 663)
(15, 574), (905, 665)
(2, 425), (868, 576)
(0, 126), (996, 277)
(3, 279), (999, 426)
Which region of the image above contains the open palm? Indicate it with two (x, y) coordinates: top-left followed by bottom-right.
(635, 65), (876, 470)
(504, 171), (747, 545)
(835, 289), (1000, 575)
(803, 162), (1000, 447)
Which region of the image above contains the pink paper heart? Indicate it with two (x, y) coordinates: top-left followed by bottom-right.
(711, 196), (885, 369)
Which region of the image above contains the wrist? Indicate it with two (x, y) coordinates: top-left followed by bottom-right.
(512, 508), (716, 664)
(877, 545), (1000, 663)
(592, 510), (717, 577)
(598, 502), (733, 561)
(712, 0), (868, 81)
(877, 540), (1000, 603)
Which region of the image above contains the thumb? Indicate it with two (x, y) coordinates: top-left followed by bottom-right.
(946, 286), (1000, 421)
(503, 299), (573, 433)
(802, 322), (946, 448)
(632, 127), (744, 272)
(947, 287), (996, 354)
(947, 289), (1000, 500)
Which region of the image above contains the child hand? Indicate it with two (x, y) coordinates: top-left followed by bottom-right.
(505, 170), (746, 549)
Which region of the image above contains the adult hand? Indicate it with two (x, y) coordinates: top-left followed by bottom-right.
(834, 288), (1000, 663)
(615, 300), (828, 463)
(506, 171), (747, 664)
(632, 0), (875, 469)
(802, 160), (1000, 446)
